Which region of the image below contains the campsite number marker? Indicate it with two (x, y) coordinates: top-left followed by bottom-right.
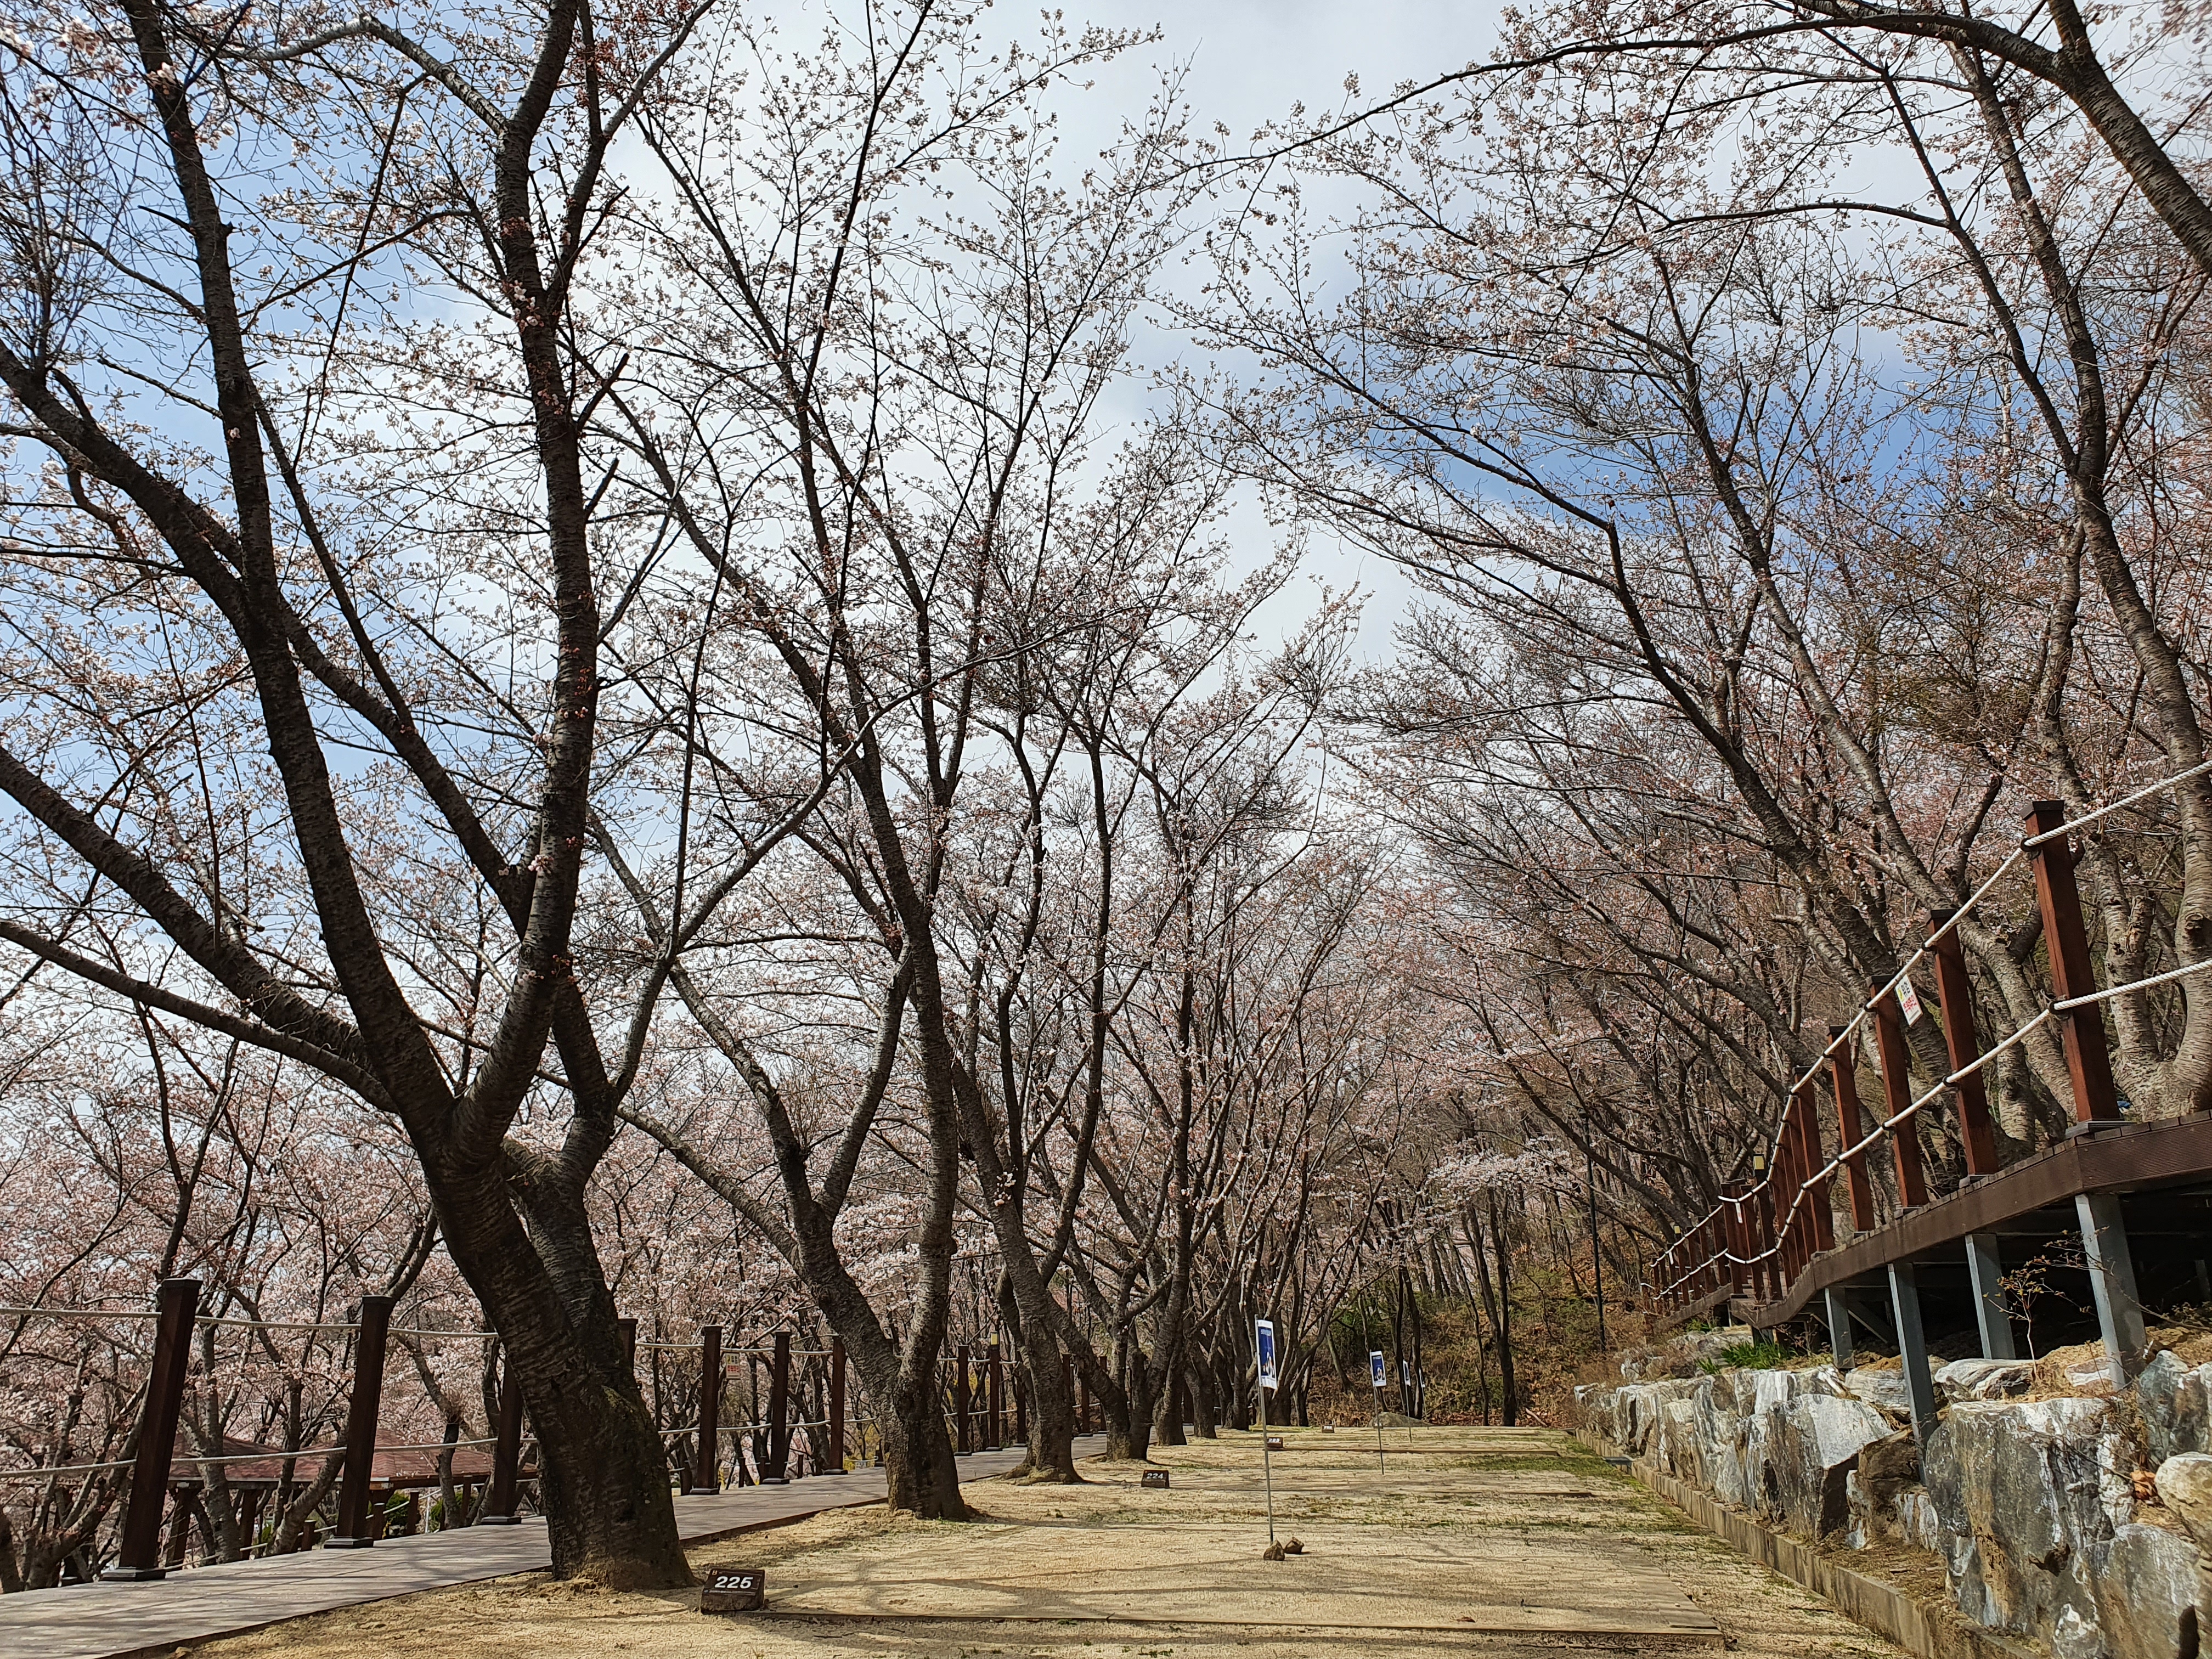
(701, 1567), (764, 1613)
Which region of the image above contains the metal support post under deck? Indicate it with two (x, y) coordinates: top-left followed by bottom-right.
(1823, 1286), (1855, 1372)
(1886, 1262), (1939, 1441)
(2076, 1192), (2148, 1384)
(1964, 1233), (2018, 1361)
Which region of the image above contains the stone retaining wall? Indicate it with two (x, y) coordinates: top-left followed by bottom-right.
(1578, 1345), (2212, 1659)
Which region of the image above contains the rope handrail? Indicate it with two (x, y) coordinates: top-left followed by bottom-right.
(0, 1458), (137, 1481)
(1658, 759), (2212, 1293)
(2054, 953), (2212, 1011)
(2025, 755), (2212, 846)
(0, 1306), (160, 1323)
(194, 1317), (490, 1338)
(1685, 956), (2208, 1294)
(0, 1436), (503, 1485)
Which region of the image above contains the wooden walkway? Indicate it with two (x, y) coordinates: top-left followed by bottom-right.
(1733, 1111), (2212, 1327)
(0, 1438), (1100, 1659)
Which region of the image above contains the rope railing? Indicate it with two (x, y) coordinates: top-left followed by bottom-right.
(0, 1306), (160, 1322)
(0, 1436), (504, 1485)
(7, 1277), (1047, 1576)
(0, 1299), (894, 1574)
(1656, 761), (2212, 1309)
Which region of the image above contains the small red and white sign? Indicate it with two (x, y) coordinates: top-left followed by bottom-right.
(1897, 978), (1926, 1026)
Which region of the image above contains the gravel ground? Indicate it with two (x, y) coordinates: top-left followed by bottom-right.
(190, 1429), (1908, 1659)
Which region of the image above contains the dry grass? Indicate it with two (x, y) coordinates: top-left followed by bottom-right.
(188, 1431), (1908, 1659)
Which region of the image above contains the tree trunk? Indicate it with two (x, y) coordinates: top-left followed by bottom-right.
(1017, 1331), (1082, 1481)
(1190, 1362), (1219, 1438)
(878, 1371), (967, 1518)
(444, 1164), (687, 1588)
(1098, 1342), (1151, 1462)
(1152, 1369), (1188, 1448)
(1468, 1203), (1516, 1426)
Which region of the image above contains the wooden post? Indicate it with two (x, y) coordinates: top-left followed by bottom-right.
(103, 1277), (200, 1580)
(483, 1360), (524, 1523)
(1870, 986), (1929, 1210)
(162, 1485), (194, 1568)
(1751, 1162), (1778, 1300)
(1830, 1026), (1876, 1231)
(1713, 1188), (1741, 1296)
(690, 1325), (723, 1494)
(1775, 1115), (1804, 1284)
(953, 1344), (972, 1454)
(1929, 913), (2003, 1174)
(1780, 1173), (1801, 1289)
(826, 1337), (846, 1474)
(1796, 1082), (1836, 1254)
(329, 1295), (393, 1548)
(2024, 802), (2123, 1127)
(763, 1330), (792, 1483)
(986, 1342), (1004, 1451)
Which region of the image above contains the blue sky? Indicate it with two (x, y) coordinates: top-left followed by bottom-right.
(1043, 0), (1508, 662)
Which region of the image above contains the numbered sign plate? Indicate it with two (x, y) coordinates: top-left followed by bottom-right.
(701, 1566), (765, 1613)
(1264, 1434), (1285, 1451)
(1142, 1468), (1170, 1488)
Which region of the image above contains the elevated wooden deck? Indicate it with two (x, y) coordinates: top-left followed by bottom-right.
(1732, 1113), (2212, 1327)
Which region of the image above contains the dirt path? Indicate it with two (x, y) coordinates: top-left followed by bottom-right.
(194, 1427), (1905, 1658)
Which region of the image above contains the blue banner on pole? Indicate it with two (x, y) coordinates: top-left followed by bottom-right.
(1256, 1319), (1278, 1392)
(1369, 1350), (1386, 1389)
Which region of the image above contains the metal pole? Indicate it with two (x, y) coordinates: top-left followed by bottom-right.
(329, 1295), (393, 1548)
(1257, 1356), (1276, 1545)
(2078, 1192), (2149, 1383)
(1823, 1285), (1855, 1371)
(1370, 1372), (1384, 1474)
(103, 1278), (201, 1580)
(1965, 1234), (2019, 1361)
(1886, 1263), (1940, 1441)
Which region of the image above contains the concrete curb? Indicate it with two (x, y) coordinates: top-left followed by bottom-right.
(1573, 1430), (2040, 1659)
